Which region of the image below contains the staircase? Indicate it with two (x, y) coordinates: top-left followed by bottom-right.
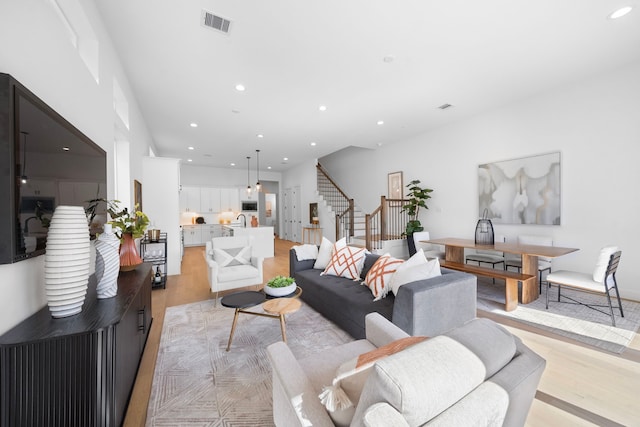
(316, 163), (409, 256)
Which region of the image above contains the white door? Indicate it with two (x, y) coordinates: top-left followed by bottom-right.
(291, 186), (301, 243)
(283, 188), (292, 241)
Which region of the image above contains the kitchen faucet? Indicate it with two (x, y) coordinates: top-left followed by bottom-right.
(237, 213), (246, 228)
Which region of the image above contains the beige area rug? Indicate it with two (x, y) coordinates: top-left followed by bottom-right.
(476, 277), (640, 353)
(146, 298), (352, 426)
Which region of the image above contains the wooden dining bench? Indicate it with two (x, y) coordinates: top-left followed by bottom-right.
(440, 260), (535, 312)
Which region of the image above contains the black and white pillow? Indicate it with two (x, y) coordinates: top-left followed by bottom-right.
(213, 247), (252, 267)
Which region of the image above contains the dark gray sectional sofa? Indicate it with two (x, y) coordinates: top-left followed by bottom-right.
(289, 249), (478, 339)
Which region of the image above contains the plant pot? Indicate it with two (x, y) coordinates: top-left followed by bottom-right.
(406, 233), (417, 257)
(119, 233), (143, 271)
(264, 282), (296, 297)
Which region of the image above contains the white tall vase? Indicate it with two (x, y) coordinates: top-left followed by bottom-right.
(44, 205), (90, 318)
(95, 223), (120, 299)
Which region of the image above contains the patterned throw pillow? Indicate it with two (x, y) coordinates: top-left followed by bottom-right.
(322, 245), (367, 280)
(212, 246), (251, 267)
(363, 254), (404, 300)
(314, 237), (347, 270)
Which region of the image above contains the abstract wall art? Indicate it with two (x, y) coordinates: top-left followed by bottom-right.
(478, 152), (561, 225)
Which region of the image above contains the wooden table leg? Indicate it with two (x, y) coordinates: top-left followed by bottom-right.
(521, 254), (539, 303)
(279, 314), (287, 343)
(446, 245), (465, 263)
(505, 279), (518, 312)
(226, 308), (241, 352)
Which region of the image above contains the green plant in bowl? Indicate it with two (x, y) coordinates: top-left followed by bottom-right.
(267, 276), (295, 288)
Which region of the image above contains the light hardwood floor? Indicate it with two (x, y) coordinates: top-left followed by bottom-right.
(124, 239), (640, 427)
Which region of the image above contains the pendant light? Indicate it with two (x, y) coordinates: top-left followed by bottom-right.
(20, 131), (29, 184)
(255, 149), (262, 192)
(246, 156), (252, 196)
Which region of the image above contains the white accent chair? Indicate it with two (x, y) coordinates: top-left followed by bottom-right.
(204, 236), (264, 304)
(412, 231), (445, 260)
(505, 235), (553, 292)
(546, 247), (623, 326)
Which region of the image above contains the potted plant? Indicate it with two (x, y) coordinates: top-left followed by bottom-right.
(265, 275), (296, 297)
(401, 179), (433, 257)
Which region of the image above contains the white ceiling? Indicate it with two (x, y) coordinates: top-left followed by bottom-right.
(95, 0), (640, 172)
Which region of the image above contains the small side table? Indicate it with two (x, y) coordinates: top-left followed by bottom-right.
(302, 226), (322, 245)
(220, 287), (303, 351)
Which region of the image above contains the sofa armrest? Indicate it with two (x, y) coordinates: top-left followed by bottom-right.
(267, 341), (335, 427)
(289, 248), (316, 275)
(363, 403), (409, 427)
(365, 313), (410, 347)
(392, 271), (477, 337)
(251, 256), (265, 277)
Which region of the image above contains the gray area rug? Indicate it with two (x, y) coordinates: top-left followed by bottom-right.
(476, 277), (640, 353)
(146, 299), (352, 426)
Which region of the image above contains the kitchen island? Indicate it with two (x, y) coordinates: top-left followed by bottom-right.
(222, 225), (274, 258)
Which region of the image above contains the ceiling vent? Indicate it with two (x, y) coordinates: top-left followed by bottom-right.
(438, 103), (453, 110)
(201, 10), (231, 34)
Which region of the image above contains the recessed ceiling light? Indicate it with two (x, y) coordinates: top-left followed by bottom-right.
(267, 166), (272, 170)
(310, 142), (317, 146)
(235, 84), (245, 91)
(190, 122), (198, 128)
(377, 120), (384, 125)
(188, 146), (195, 150)
(609, 6), (633, 19)
(438, 103), (454, 110)
(62, 146), (70, 151)
(230, 162), (236, 166)
(187, 159), (193, 162)
(231, 109), (240, 114)
(257, 134), (264, 138)
(283, 157), (288, 161)
(319, 105), (327, 111)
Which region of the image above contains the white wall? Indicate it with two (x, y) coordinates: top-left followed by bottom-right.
(181, 164), (281, 189)
(0, 0), (157, 334)
(318, 61), (640, 300)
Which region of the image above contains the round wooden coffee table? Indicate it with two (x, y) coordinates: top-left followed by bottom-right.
(262, 296), (302, 344)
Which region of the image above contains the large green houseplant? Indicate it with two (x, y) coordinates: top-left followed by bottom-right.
(402, 179), (433, 256)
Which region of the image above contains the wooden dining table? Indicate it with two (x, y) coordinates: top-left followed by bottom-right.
(425, 238), (579, 304)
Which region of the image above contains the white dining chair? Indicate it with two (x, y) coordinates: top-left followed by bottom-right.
(412, 231), (445, 260)
(466, 234), (506, 269)
(505, 235), (553, 292)
(545, 247), (623, 326)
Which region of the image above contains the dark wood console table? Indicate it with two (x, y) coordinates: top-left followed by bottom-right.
(0, 263), (152, 427)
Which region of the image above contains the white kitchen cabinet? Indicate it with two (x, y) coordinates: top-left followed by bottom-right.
(220, 188), (240, 212)
(201, 224), (224, 243)
(21, 179), (57, 198)
(200, 188), (221, 213)
(182, 225), (202, 246)
(179, 186), (201, 213)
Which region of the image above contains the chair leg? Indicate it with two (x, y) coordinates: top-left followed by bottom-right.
(612, 277), (625, 318)
(605, 289), (616, 327)
(546, 280), (550, 309)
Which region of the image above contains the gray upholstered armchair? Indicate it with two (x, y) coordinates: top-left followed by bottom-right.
(267, 313), (545, 427)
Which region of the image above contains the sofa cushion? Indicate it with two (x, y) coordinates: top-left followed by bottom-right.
(314, 237), (346, 270)
(322, 245), (367, 280)
(213, 246), (251, 267)
(352, 335), (488, 426)
(296, 268), (394, 339)
(360, 253), (381, 280)
(362, 254), (404, 300)
(389, 250), (441, 296)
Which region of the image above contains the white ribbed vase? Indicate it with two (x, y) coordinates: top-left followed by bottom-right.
(44, 205), (90, 318)
(95, 223), (120, 299)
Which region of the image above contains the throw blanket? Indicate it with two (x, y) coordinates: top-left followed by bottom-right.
(293, 244), (319, 261)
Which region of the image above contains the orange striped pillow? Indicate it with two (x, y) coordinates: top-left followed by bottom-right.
(363, 254), (404, 300)
(322, 246), (367, 280)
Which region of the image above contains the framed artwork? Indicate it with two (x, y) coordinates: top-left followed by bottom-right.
(309, 202), (319, 224)
(134, 180), (142, 212)
(478, 152), (561, 225)
(388, 171), (403, 199)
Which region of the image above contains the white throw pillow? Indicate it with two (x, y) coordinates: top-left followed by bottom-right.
(322, 245), (367, 280)
(390, 250), (441, 296)
(314, 237), (346, 270)
(592, 246), (619, 282)
(213, 246), (251, 267)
